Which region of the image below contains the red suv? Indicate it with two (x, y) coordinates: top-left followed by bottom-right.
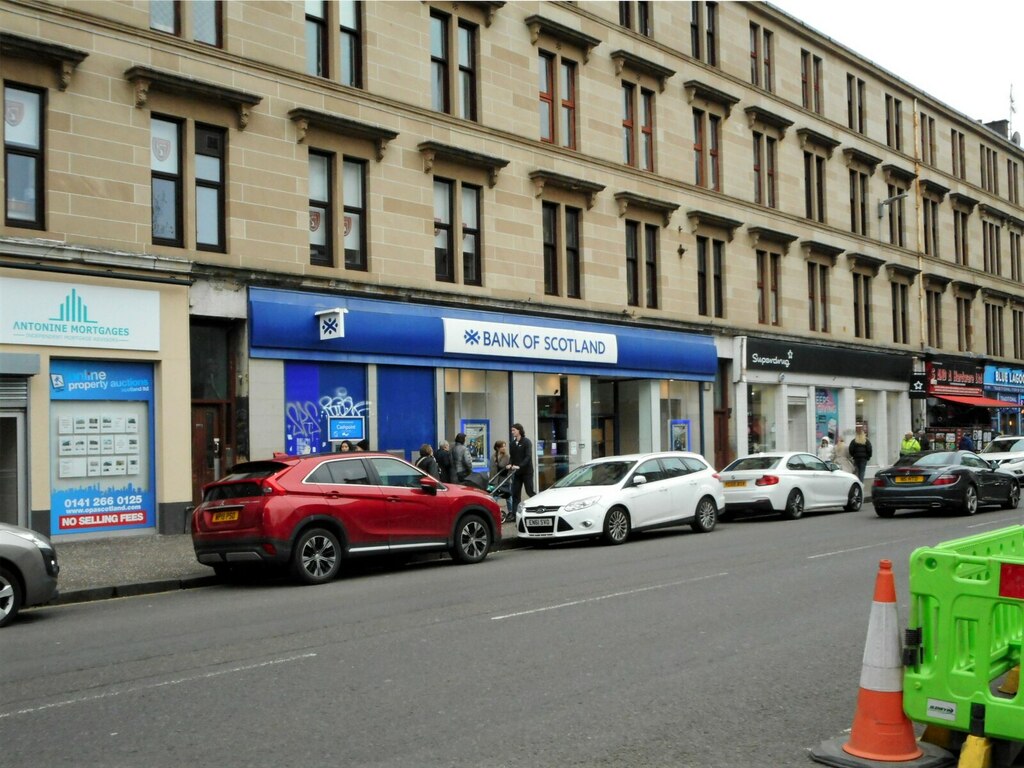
(192, 452), (503, 584)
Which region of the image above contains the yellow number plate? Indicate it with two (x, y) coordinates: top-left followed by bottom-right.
(211, 510), (239, 523)
(894, 476), (924, 484)
(724, 480), (747, 488)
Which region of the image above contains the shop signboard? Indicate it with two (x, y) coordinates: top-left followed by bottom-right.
(926, 359), (984, 396)
(48, 359), (156, 535)
(742, 337), (911, 380)
(0, 277), (160, 351)
(985, 365), (1024, 393)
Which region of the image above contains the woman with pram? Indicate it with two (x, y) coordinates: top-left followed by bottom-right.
(491, 440), (513, 522)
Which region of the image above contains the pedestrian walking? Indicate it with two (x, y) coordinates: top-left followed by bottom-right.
(509, 422), (535, 512)
(900, 431), (921, 457)
(958, 432), (975, 451)
(848, 426), (873, 482)
(816, 436), (834, 464)
(917, 430), (931, 451)
(834, 436), (854, 474)
(415, 443), (440, 479)
(451, 432), (473, 482)
(491, 439), (513, 520)
(436, 441), (452, 482)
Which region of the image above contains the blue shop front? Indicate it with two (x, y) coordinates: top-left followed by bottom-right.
(248, 289), (717, 491)
(984, 364), (1024, 436)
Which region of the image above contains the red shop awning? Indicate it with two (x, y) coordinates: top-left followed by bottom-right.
(936, 394), (1020, 408)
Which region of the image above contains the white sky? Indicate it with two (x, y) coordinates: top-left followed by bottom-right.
(768, 0), (1020, 130)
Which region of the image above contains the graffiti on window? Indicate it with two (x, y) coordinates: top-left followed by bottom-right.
(286, 387), (370, 455)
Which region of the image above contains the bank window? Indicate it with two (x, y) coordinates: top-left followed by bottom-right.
(800, 50), (823, 114)
(986, 302), (1005, 357)
(885, 95), (902, 151)
(309, 150), (333, 266)
(431, 10), (477, 121)
(542, 202), (582, 299)
(853, 272), (873, 339)
(807, 260), (830, 333)
(306, 1), (328, 77)
(343, 158), (367, 270)
(434, 178), (481, 286)
(756, 250), (780, 326)
(339, 1), (363, 88)
(151, 116), (183, 247)
(926, 286), (943, 348)
(752, 132), (777, 207)
(622, 83), (655, 171)
(539, 52), (577, 149)
(696, 235), (725, 318)
(195, 124), (225, 252)
(891, 281), (910, 344)
(151, 0), (221, 46)
(694, 110), (721, 190)
(956, 294), (974, 352)
(690, 2), (718, 66)
(4, 84), (44, 229)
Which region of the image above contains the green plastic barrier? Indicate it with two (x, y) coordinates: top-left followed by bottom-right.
(904, 525), (1024, 741)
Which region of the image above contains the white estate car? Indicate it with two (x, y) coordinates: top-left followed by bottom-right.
(516, 452), (724, 545)
(979, 436), (1024, 485)
(718, 452), (863, 520)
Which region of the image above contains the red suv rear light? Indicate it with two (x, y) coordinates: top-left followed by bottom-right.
(755, 475), (780, 486)
(261, 477), (287, 495)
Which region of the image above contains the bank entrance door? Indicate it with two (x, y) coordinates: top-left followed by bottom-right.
(536, 376), (569, 492)
(0, 410), (27, 526)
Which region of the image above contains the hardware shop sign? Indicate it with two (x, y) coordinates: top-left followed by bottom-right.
(0, 277), (160, 351)
(744, 337), (910, 380)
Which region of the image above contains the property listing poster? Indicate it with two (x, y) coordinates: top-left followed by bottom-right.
(49, 360), (156, 536)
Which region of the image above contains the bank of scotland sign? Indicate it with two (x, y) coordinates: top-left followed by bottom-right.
(443, 318), (617, 364)
(0, 277), (160, 351)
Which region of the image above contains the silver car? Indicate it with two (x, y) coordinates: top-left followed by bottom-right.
(0, 523), (60, 628)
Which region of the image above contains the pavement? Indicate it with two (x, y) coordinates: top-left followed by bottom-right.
(49, 521), (524, 605)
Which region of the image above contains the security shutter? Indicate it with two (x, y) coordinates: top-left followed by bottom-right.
(0, 377), (29, 407)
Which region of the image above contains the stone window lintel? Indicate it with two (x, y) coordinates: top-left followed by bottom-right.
(796, 127), (841, 157)
(615, 192), (679, 227)
(687, 209), (742, 241)
(0, 32), (88, 91)
(529, 170), (604, 209)
(611, 50), (675, 92)
(747, 225), (797, 253)
(684, 79), (740, 118)
(125, 65), (262, 130)
(418, 141), (509, 188)
(288, 108), (398, 161)
(524, 15), (600, 63)
(744, 106), (794, 137)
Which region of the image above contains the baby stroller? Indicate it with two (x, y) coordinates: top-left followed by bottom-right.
(487, 466), (516, 524)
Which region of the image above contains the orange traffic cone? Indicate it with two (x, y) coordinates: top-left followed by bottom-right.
(811, 560), (954, 767)
(842, 559), (922, 761)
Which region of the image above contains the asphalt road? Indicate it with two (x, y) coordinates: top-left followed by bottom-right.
(3, 502), (1021, 767)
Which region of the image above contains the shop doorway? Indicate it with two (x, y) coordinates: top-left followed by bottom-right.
(191, 404), (225, 505)
(536, 376), (569, 491)
(591, 378), (619, 460)
(190, 321), (239, 505)
(788, 398), (809, 452)
(0, 410), (27, 526)
(713, 360), (732, 469)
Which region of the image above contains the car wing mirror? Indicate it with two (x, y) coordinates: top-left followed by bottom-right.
(632, 474), (647, 486)
(419, 477), (439, 495)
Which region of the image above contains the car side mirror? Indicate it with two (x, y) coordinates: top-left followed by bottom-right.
(419, 477), (438, 495)
(826, 462), (838, 471)
(632, 474), (647, 486)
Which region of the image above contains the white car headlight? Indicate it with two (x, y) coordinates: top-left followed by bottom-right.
(10, 529), (51, 551)
(563, 496), (601, 513)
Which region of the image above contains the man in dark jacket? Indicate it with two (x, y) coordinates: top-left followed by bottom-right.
(451, 433), (473, 482)
(436, 441), (453, 482)
(508, 422), (535, 512)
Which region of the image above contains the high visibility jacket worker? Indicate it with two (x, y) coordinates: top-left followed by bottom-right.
(900, 434), (921, 455)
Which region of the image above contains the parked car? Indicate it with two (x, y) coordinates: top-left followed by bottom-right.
(717, 452), (863, 520)
(516, 452), (723, 545)
(192, 452), (503, 584)
(978, 436), (1024, 485)
(0, 522), (60, 628)
(872, 450), (1019, 517)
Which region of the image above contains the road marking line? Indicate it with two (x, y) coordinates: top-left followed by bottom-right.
(0, 652), (317, 720)
(491, 572), (729, 621)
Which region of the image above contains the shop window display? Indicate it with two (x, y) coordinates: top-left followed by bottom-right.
(748, 385), (776, 452)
